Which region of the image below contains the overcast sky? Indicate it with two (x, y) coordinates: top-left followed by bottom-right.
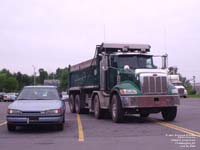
(0, 0), (199, 82)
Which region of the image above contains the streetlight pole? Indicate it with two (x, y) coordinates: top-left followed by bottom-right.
(32, 65), (36, 85)
(193, 76), (196, 91)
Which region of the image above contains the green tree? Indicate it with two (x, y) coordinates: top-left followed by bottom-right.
(4, 76), (19, 92)
(38, 68), (48, 84)
(0, 73), (7, 92)
(0, 72), (18, 92)
(60, 68), (68, 91)
(54, 67), (69, 91)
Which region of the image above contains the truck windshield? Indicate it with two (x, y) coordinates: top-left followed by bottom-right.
(111, 55), (155, 69)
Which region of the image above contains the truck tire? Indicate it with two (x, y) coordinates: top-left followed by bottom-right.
(75, 95), (84, 114)
(94, 95), (103, 119)
(162, 107), (177, 121)
(69, 95), (75, 113)
(111, 94), (124, 123)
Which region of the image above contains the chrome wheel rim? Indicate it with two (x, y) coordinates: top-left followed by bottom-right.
(112, 103), (117, 119)
(94, 99), (98, 116)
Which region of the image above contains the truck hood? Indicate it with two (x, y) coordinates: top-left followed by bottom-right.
(174, 85), (185, 89)
(135, 69), (167, 76)
(8, 100), (62, 112)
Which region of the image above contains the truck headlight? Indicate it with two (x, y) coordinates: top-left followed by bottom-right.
(120, 89), (137, 95)
(45, 109), (63, 114)
(7, 109), (22, 114)
(184, 89), (188, 95)
(171, 89), (178, 94)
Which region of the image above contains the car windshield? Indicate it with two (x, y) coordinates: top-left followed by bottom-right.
(111, 55), (155, 69)
(17, 87), (60, 100)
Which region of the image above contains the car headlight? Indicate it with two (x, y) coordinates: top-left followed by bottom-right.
(7, 109), (22, 114)
(120, 89), (137, 95)
(171, 89), (178, 94)
(45, 109), (63, 114)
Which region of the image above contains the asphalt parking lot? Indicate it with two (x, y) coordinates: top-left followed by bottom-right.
(0, 98), (199, 150)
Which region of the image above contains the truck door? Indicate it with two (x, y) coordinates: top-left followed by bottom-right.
(100, 55), (108, 91)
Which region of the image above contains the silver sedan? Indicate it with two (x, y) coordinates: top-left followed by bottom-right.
(7, 86), (65, 131)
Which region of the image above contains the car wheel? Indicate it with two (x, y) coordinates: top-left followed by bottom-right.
(57, 123), (64, 131)
(111, 94), (124, 123)
(162, 107), (177, 121)
(69, 95), (75, 113)
(140, 113), (149, 118)
(7, 124), (16, 131)
(94, 95), (103, 119)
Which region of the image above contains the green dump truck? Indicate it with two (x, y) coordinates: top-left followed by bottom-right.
(68, 43), (180, 123)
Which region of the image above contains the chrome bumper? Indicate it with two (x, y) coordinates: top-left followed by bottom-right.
(121, 95), (180, 108)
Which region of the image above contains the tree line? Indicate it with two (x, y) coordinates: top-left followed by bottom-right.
(0, 68), (68, 92)
(0, 67), (195, 94)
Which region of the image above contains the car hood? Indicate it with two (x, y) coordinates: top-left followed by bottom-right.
(8, 100), (62, 111)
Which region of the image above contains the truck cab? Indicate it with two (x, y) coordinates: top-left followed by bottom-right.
(168, 75), (188, 98)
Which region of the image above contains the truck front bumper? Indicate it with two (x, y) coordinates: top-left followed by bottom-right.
(121, 95), (180, 108)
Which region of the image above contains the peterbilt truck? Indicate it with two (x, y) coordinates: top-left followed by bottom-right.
(68, 43), (180, 123)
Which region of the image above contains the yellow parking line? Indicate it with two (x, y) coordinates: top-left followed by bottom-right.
(77, 114), (84, 142)
(154, 120), (200, 138)
(0, 121), (7, 126)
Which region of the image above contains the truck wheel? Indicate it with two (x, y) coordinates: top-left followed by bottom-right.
(75, 95), (84, 114)
(162, 107), (177, 121)
(7, 124), (16, 132)
(69, 95), (75, 113)
(94, 95), (103, 119)
(111, 94), (124, 123)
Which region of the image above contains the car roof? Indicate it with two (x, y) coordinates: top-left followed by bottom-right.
(24, 85), (57, 88)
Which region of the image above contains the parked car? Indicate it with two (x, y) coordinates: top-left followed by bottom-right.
(0, 92), (5, 101)
(3, 93), (17, 102)
(7, 86), (66, 131)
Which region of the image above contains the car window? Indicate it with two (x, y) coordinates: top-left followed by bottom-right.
(17, 87), (60, 100)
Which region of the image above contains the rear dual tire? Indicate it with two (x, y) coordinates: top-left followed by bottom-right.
(69, 95), (76, 113)
(75, 95), (86, 114)
(94, 95), (103, 119)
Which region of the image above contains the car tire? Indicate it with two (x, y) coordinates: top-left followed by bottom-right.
(57, 123), (64, 131)
(140, 113), (149, 118)
(111, 94), (124, 123)
(69, 95), (75, 113)
(94, 95), (103, 119)
(7, 124), (16, 131)
(162, 107), (177, 121)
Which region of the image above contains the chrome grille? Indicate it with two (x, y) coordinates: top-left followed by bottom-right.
(142, 76), (167, 95)
(178, 88), (184, 95)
